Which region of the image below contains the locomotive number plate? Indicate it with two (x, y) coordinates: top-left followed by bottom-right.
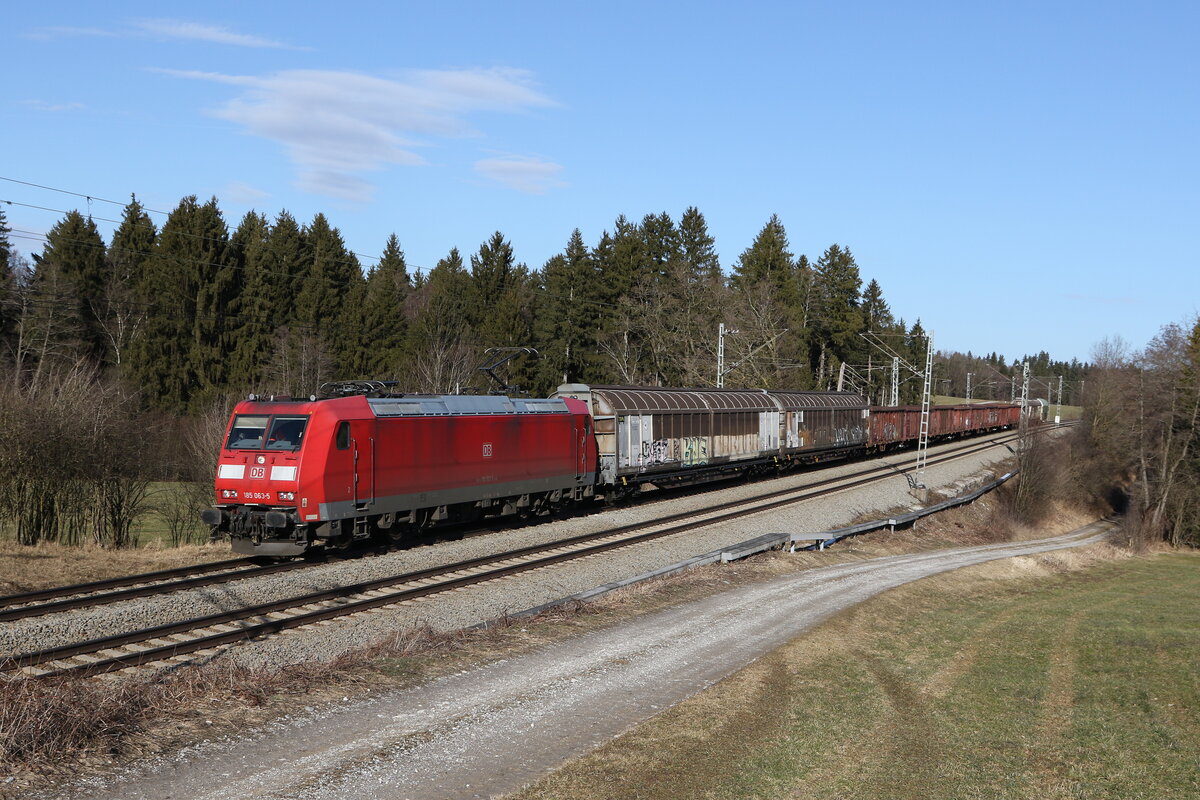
(244, 491), (272, 501)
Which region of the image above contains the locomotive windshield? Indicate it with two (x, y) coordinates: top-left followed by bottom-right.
(227, 415), (269, 449)
(265, 416), (309, 450)
(225, 415), (309, 451)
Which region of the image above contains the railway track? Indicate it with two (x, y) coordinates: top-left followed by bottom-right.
(2, 429), (1030, 678)
(0, 422), (1068, 623)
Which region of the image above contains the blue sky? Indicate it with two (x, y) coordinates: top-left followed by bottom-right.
(3, 1), (1197, 364)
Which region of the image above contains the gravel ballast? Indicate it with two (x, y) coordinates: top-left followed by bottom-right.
(51, 521), (1111, 800)
(1, 435), (1014, 666)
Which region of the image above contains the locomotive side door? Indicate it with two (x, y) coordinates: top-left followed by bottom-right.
(352, 419), (376, 510)
(577, 415), (590, 481)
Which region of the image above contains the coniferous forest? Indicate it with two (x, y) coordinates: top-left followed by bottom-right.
(0, 197), (1100, 547)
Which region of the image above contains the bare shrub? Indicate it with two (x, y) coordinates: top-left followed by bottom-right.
(151, 483), (211, 546)
(0, 365), (156, 547)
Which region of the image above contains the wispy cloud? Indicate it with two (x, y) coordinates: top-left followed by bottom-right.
(21, 100), (86, 113)
(474, 154), (567, 194)
(158, 68), (559, 201)
(27, 19), (305, 50)
(133, 19), (308, 50)
(224, 181), (270, 205)
(24, 26), (116, 41)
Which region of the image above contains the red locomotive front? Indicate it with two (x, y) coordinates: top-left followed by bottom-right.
(203, 386), (597, 556)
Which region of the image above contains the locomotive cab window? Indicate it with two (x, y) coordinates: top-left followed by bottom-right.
(335, 421), (351, 450)
(266, 416), (309, 450)
(226, 415), (269, 450)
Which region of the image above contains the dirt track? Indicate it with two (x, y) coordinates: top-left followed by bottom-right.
(57, 521), (1111, 800)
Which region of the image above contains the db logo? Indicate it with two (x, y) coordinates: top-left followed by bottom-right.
(482, 443), (493, 458)
(250, 466), (266, 479)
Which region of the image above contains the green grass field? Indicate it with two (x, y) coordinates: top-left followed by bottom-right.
(516, 551), (1200, 800)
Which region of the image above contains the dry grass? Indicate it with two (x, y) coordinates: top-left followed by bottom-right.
(0, 540), (228, 596)
(0, 470), (1122, 795)
(515, 545), (1190, 800)
(0, 625), (457, 792)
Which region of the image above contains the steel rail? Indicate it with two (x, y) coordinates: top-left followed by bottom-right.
(0, 560), (314, 623)
(0, 558), (253, 609)
(0, 424), (1041, 623)
(1, 420), (1063, 627)
(4, 430), (1023, 678)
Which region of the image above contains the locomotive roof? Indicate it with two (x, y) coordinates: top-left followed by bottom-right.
(366, 395), (571, 417)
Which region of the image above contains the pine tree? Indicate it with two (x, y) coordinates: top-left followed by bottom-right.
(37, 210), (108, 363)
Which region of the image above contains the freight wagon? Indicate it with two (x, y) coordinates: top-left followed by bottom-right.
(551, 384), (869, 495)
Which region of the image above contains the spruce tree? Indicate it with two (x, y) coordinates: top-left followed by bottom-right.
(264, 211), (305, 330)
(360, 233), (412, 378)
(639, 211), (680, 284)
(0, 209), (15, 359)
(37, 210), (108, 363)
(189, 198), (237, 408)
(410, 248), (476, 391)
(470, 232), (532, 359)
(469, 231), (515, 330)
(811, 244), (865, 378)
(294, 213), (357, 333)
(226, 211), (273, 389)
(904, 318), (928, 404)
(731, 215), (796, 302)
(728, 215), (803, 388)
(291, 213), (361, 383)
(21, 254), (83, 378)
(105, 197), (157, 373)
(128, 196), (231, 412)
(534, 229), (597, 391)
(860, 278), (896, 402)
(678, 206), (720, 282)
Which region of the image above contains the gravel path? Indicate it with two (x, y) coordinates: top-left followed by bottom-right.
(0, 436), (1011, 664)
(53, 521), (1111, 800)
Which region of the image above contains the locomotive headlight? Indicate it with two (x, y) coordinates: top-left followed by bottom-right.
(221, 489), (239, 499)
(279, 491), (295, 501)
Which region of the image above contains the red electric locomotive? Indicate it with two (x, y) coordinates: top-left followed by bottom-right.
(203, 383), (597, 556)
